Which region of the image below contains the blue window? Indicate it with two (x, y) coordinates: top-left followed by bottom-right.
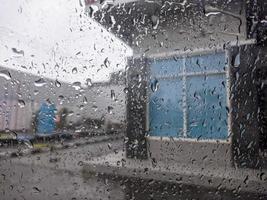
(149, 52), (228, 140)
(149, 78), (183, 137)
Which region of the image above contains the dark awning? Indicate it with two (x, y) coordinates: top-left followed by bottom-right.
(86, 0), (247, 56)
(87, 0), (206, 45)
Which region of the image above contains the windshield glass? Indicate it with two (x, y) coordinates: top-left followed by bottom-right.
(0, 0), (267, 199)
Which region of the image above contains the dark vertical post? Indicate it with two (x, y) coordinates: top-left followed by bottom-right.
(246, 0), (267, 45)
(230, 45), (260, 168)
(125, 57), (148, 159)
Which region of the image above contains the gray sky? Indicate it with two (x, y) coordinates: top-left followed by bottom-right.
(0, 0), (132, 84)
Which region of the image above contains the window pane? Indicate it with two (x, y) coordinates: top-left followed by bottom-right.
(149, 78), (183, 137)
(150, 58), (183, 78)
(187, 74), (228, 139)
(185, 52), (226, 73)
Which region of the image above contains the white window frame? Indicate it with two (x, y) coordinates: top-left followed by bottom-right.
(146, 48), (231, 143)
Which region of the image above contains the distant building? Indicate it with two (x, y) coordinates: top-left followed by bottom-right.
(0, 66), (126, 133)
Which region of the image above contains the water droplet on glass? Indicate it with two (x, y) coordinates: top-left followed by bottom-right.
(243, 175), (249, 184)
(34, 78), (46, 87)
(151, 79), (159, 92)
(107, 106), (113, 114)
(110, 15), (116, 27)
(17, 93), (22, 98)
(104, 58), (110, 68)
(32, 187), (41, 193)
(123, 87), (129, 94)
(79, 0), (83, 7)
(83, 96), (88, 104)
(54, 63), (60, 70)
(92, 105), (98, 111)
(233, 53), (240, 67)
(72, 82), (81, 90)
(151, 15), (159, 29)
(55, 80), (61, 88)
(86, 78), (92, 87)
(205, 11), (221, 17)
(204, 6), (222, 17)
(18, 99), (25, 108)
(111, 90), (115, 100)
(11, 47), (24, 56)
(34, 90), (39, 95)
(259, 172), (266, 181)
(77, 161), (84, 166)
(58, 95), (64, 104)
(68, 111), (74, 116)
(72, 67), (78, 74)
(0, 70), (11, 80)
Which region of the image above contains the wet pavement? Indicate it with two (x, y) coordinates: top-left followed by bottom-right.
(0, 132), (123, 158)
(0, 140), (266, 200)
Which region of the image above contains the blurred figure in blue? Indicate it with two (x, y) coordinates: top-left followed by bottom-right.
(37, 99), (57, 135)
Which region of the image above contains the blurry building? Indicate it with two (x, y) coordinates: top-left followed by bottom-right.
(0, 66), (126, 133)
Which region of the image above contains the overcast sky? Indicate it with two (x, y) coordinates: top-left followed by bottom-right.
(0, 0), (132, 84)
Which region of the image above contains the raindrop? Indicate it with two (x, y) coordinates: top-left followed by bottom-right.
(58, 95), (64, 105)
(123, 87), (129, 94)
(72, 82), (81, 90)
(49, 157), (60, 163)
(124, 137), (129, 144)
(77, 161), (84, 166)
(92, 105), (98, 111)
(111, 90), (115, 100)
(204, 6), (222, 17)
(32, 187), (41, 193)
(205, 11), (221, 17)
(0, 70), (11, 80)
(55, 80), (61, 88)
(116, 160), (121, 166)
(151, 15), (159, 29)
(23, 140), (33, 149)
(259, 173), (266, 181)
(150, 79), (159, 92)
(72, 67), (78, 74)
(243, 175), (249, 184)
(34, 78), (46, 87)
(68, 111), (74, 116)
(79, 0), (83, 7)
(9, 185), (14, 190)
(87, 6), (96, 18)
(110, 15), (116, 27)
(104, 58), (110, 68)
(138, 74), (142, 82)
(54, 63), (60, 70)
(18, 99), (25, 108)
(107, 106), (113, 114)
(233, 53), (240, 67)
(11, 47), (24, 56)
(58, 95), (64, 101)
(34, 90), (39, 95)
(86, 78), (92, 87)
(151, 158), (157, 168)
(79, 105), (84, 110)
(83, 96), (88, 104)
